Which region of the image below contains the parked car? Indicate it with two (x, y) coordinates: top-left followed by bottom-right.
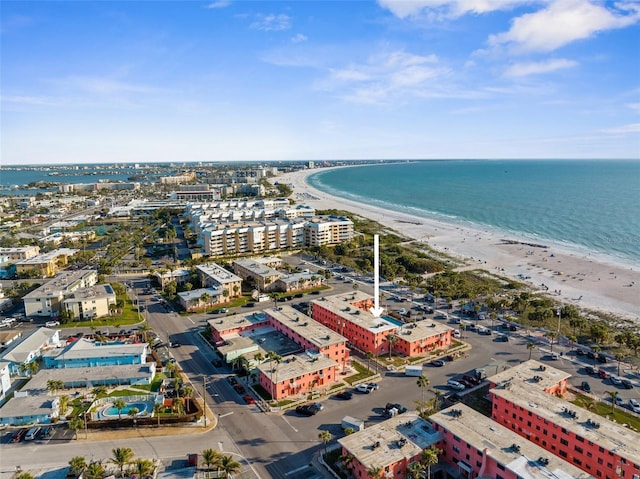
(614, 395), (625, 406)
(45, 320), (60, 327)
(212, 359), (223, 368)
(597, 354), (608, 364)
(309, 402), (324, 413)
(355, 384), (375, 394)
(610, 376), (622, 386)
(227, 376), (238, 386)
(243, 394), (255, 404)
(580, 381), (591, 393)
(598, 369), (610, 379)
(496, 334), (509, 342)
(575, 348), (586, 356)
(11, 428), (27, 443)
(621, 379), (634, 389)
(366, 382), (379, 391)
(336, 391), (353, 400)
(629, 398), (640, 413)
(296, 404), (319, 416)
(233, 383), (246, 394)
(447, 380), (465, 391)
(431, 359), (446, 367)
(585, 366), (597, 375)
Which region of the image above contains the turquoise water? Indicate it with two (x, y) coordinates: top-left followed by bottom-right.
(384, 316), (404, 327)
(308, 160), (640, 263)
(102, 401), (150, 417)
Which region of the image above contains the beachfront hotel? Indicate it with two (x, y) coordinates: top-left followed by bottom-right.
(487, 361), (640, 479)
(310, 291), (453, 358)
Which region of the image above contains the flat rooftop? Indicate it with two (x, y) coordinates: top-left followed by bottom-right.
(42, 338), (146, 361)
(233, 258), (280, 278)
(395, 320), (453, 341)
(24, 269), (97, 299)
(430, 404), (593, 479)
(256, 350), (337, 382)
(311, 291), (396, 334)
(488, 359), (571, 391)
(64, 284), (114, 301)
(26, 363), (154, 392)
(339, 412), (442, 470)
(208, 311), (270, 333)
(196, 263), (241, 284)
(265, 306), (347, 348)
(16, 248), (78, 264)
(491, 381), (640, 465)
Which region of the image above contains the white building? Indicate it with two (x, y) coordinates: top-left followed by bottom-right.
(62, 284), (117, 321)
(23, 269), (98, 318)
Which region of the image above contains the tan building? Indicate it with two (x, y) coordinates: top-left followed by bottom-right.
(196, 263), (242, 300)
(62, 284), (117, 321)
(23, 269), (98, 317)
(0, 246), (40, 261)
(16, 248), (78, 277)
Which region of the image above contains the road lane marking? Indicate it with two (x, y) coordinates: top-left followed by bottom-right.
(281, 415), (298, 433)
(219, 412), (234, 418)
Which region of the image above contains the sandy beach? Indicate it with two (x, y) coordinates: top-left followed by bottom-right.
(281, 167), (640, 322)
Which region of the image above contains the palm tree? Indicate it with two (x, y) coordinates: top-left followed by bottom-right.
(366, 351), (374, 372)
(386, 333), (398, 360)
(67, 417), (83, 440)
(131, 458), (156, 478)
(92, 385), (107, 397)
(421, 445), (442, 479)
(111, 447), (135, 478)
(47, 379), (64, 395)
(547, 331), (558, 353)
(339, 453), (355, 475)
(615, 353), (625, 377)
(202, 448), (222, 470)
(266, 351), (282, 400)
(219, 455), (241, 478)
(84, 460), (106, 479)
(367, 465), (383, 478)
(113, 398), (127, 420)
(431, 389), (443, 412)
(183, 386), (194, 411)
(153, 402), (163, 427)
(407, 461), (426, 479)
(527, 342), (536, 360)
(319, 430), (332, 456)
(606, 390), (619, 413)
(200, 292), (211, 310)
(417, 374), (430, 404)
(59, 394), (70, 418)
(68, 456), (87, 477)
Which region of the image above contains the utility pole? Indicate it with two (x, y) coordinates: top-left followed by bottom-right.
(203, 376), (207, 428)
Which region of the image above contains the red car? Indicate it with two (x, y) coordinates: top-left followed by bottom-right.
(598, 369), (610, 379)
(243, 395), (255, 404)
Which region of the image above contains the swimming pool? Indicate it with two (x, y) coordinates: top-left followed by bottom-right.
(383, 316), (404, 327)
(100, 401), (152, 418)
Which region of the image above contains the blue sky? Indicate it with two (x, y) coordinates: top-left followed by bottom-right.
(2, 0), (639, 164)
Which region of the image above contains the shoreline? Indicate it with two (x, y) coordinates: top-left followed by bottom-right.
(281, 167), (640, 322)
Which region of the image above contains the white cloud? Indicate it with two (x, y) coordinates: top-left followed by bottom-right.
(250, 14), (291, 32)
(627, 102), (640, 112)
(489, 0), (640, 53)
(1, 95), (60, 106)
(377, 0), (537, 20)
(320, 49), (450, 104)
(291, 33), (308, 43)
(55, 76), (160, 95)
(504, 58), (578, 77)
(205, 0), (231, 9)
(600, 123), (640, 134)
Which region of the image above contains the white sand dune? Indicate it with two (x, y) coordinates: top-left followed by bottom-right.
(281, 167), (640, 322)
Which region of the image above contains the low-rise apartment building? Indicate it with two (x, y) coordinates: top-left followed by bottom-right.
(310, 292), (453, 357)
(15, 248), (78, 277)
(42, 338), (148, 368)
(0, 327), (62, 375)
(196, 263), (242, 300)
(233, 258), (281, 292)
(488, 362), (639, 479)
(0, 246), (40, 261)
(430, 404), (594, 479)
(23, 269), (98, 317)
(338, 412), (442, 479)
(177, 287), (223, 312)
(61, 284), (117, 321)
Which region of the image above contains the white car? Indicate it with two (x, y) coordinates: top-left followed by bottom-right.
(45, 321), (60, 327)
(2, 318), (16, 325)
(610, 376), (622, 386)
(629, 399), (640, 413)
(355, 384), (375, 394)
(453, 329), (461, 338)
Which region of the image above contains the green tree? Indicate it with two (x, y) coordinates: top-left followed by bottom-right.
(527, 342), (536, 360)
(547, 331), (558, 353)
(407, 461), (426, 479)
(131, 458), (156, 478)
(365, 351), (374, 372)
(153, 402), (164, 427)
(266, 350), (282, 400)
(92, 385), (107, 397)
(319, 430), (332, 456)
(15, 474), (34, 479)
(111, 447), (135, 477)
(68, 456), (87, 477)
(84, 460), (106, 479)
(421, 445), (442, 479)
(58, 394), (70, 418)
(113, 398), (127, 420)
(367, 466), (383, 478)
(606, 390), (619, 413)
(386, 333), (398, 360)
(67, 417), (83, 440)
(417, 374), (430, 405)
(219, 455), (241, 478)
(202, 448), (222, 470)
(47, 379), (64, 395)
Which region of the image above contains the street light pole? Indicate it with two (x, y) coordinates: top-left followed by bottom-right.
(556, 307), (561, 335)
(203, 376), (207, 428)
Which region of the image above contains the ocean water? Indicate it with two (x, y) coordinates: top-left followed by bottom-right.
(307, 160), (640, 264)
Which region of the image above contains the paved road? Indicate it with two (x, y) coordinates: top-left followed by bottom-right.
(3, 269), (640, 477)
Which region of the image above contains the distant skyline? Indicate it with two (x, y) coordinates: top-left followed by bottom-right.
(2, 0), (639, 164)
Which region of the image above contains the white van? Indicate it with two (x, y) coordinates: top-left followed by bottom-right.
(550, 352), (560, 360)
(25, 426), (41, 441)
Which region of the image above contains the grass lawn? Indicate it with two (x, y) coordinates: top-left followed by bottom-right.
(571, 392), (640, 431)
(343, 360), (377, 385)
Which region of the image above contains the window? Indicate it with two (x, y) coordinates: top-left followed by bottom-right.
(453, 445), (460, 453)
(560, 438), (569, 446)
(559, 450), (567, 458)
(574, 458), (582, 466)
(497, 464), (505, 471)
(576, 435), (584, 442)
(575, 446), (583, 454)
